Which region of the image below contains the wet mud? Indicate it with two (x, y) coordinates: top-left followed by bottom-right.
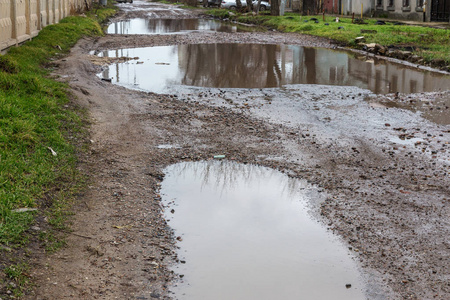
(26, 1), (449, 300)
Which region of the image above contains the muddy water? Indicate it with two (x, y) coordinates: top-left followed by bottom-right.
(370, 93), (450, 125)
(161, 161), (368, 300)
(98, 44), (450, 94)
(106, 18), (256, 35)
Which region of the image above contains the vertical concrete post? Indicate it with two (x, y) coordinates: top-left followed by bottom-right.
(50, 0), (54, 24)
(26, 0), (30, 35)
(11, 0), (17, 43)
(36, 0), (40, 29)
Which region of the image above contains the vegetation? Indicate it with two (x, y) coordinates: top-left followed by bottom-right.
(207, 10), (450, 65)
(0, 1), (117, 296)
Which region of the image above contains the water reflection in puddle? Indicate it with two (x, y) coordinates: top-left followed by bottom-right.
(106, 18), (256, 34)
(161, 161), (368, 300)
(99, 44), (450, 94)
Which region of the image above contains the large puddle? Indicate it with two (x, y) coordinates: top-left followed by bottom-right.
(106, 18), (258, 35)
(161, 161), (369, 299)
(98, 44), (450, 94)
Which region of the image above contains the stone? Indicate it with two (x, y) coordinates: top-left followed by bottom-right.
(375, 44), (386, 55)
(410, 55), (420, 62)
(430, 59), (446, 68)
(355, 36), (365, 43)
(399, 51), (412, 59)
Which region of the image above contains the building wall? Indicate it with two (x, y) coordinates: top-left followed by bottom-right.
(0, 0), (91, 52)
(352, 0), (374, 16)
(295, 0), (448, 22)
(323, 0), (339, 13)
(375, 0), (426, 21)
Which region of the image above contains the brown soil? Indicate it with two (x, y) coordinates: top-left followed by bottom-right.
(19, 2), (449, 300)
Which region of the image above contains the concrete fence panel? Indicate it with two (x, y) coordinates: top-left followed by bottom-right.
(30, 0), (39, 36)
(0, 0), (14, 49)
(40, 0), (47, 27)
(1, 0), (93, 52)
(63, 0), (69, 17)
(47, 0), (54, 25)
(54, 0), (60, 23)
(75, 0), (84, 12)
(15, 0), (29, 44)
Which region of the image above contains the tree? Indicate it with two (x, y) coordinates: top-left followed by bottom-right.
(255, 0), (262, 14)
(183, 0), (199, 7)
(236, 0), (243, 10)
(271, 0), (280, 15)
(246, 0), (254, 12)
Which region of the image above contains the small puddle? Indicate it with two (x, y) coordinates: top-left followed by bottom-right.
(106, 18), (257, 35)
(373, 94), (450, 125)
(389, 136), (424, 146)
(157, 144), (181, 149)
(161, 161), (368, 299)
(98, 44), (450, 94)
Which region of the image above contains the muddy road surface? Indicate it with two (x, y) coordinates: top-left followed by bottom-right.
(28, 1), (449, 299)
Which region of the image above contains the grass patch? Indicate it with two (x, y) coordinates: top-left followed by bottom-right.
(0, 15), (103, 246)
(0, 1), (117, 297)
(3, 263), (30, 297)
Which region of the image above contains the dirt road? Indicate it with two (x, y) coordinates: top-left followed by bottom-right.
(28, 1), (449, 299)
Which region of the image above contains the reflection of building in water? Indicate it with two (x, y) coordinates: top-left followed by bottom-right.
(289, 47), (351, 86)
(100, 44), (450, 94)
(346, 56), (449, 94)
(177, 44), (288, 88)
(289, 47), (449, 94)
(101, 49), (140, 85)
(101, 50), (110, 80)
(107, 19), (239, 35)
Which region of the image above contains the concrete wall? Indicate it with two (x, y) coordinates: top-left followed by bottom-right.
(375, 0), (426, 21)
(297, 0), (444, 22)
(0, 0), (92, 52)
(351, 0), (373, 16)
(323, 0), (339, 13)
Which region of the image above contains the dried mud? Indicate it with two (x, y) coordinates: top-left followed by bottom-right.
(25, 2), (449, 299)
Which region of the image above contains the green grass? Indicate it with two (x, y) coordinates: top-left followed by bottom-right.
(0, 15), (103, 246)
(0, 1), (117, 297)
(3, 263), (30, 297)
(208, 10), (450, 64)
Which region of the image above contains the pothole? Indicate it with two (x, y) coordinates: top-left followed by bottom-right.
(161, 160), (371, 299)
(97, 44), (450, 94)
(106, 18), (260, 35)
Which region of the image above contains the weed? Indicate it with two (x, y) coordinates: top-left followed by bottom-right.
(0, 56), (19, 74)
(38, 231), (67, 252)
(3, 263), (30, 296)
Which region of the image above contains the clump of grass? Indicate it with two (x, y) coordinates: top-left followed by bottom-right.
(39, 231), (67, 252)
(0, 56), (19, 74)
(86, 1), (117, 24)
(208, 8), (232, 19)
(3, 263), (30, 297)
